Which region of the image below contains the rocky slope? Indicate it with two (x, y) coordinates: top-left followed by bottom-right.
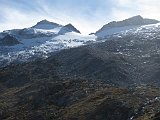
(46, 22), (160, 86)
(0, 54), (160, 120)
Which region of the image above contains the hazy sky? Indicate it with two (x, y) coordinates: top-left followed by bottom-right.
(0, 0), (160, 34)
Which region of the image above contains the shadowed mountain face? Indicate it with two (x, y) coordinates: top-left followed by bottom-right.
(0, 35), (20, 46)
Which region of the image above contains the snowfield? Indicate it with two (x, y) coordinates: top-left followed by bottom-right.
(0, 26), (97, 67)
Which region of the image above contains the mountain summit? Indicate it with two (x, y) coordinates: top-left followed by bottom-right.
(32, 20), (81, 34)
(32, 19), (62, 29)
(99, 15), (159, 29)
(95, 15), (159, 37)
(58, 23), (81, 34)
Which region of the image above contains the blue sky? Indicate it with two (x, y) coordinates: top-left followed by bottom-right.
(0, 0), (160, 34)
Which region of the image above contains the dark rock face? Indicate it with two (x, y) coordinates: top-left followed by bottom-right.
(58, 24), (81, 34)
(0, 35), (20, 46)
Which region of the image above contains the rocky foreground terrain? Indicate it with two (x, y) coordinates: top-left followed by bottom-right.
(0, 64), (160, 120)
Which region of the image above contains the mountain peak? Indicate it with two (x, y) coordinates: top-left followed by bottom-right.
(65, 23), (75, 27)
(122, 15), (144, 24)
(129, 15), (143, 19)
(58, 23), (81, 34)
(38, 19), (51, 24)
(32, 20), (62, 30)
(95, 15), (159, 37)
(103, 15), (159, 29)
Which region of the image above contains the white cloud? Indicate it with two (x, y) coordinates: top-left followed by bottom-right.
(111, 8), (132, 21)
(0, 7), (39, 31)
(134, 0), (160, 20)
(115, 0), (160, 20)
(117, 0), (130, 5)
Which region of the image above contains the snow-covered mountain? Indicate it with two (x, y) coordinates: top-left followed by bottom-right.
(95, 15), (159, 38)
(0, 20), (96, 67)
(0, 16), (160, 67)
